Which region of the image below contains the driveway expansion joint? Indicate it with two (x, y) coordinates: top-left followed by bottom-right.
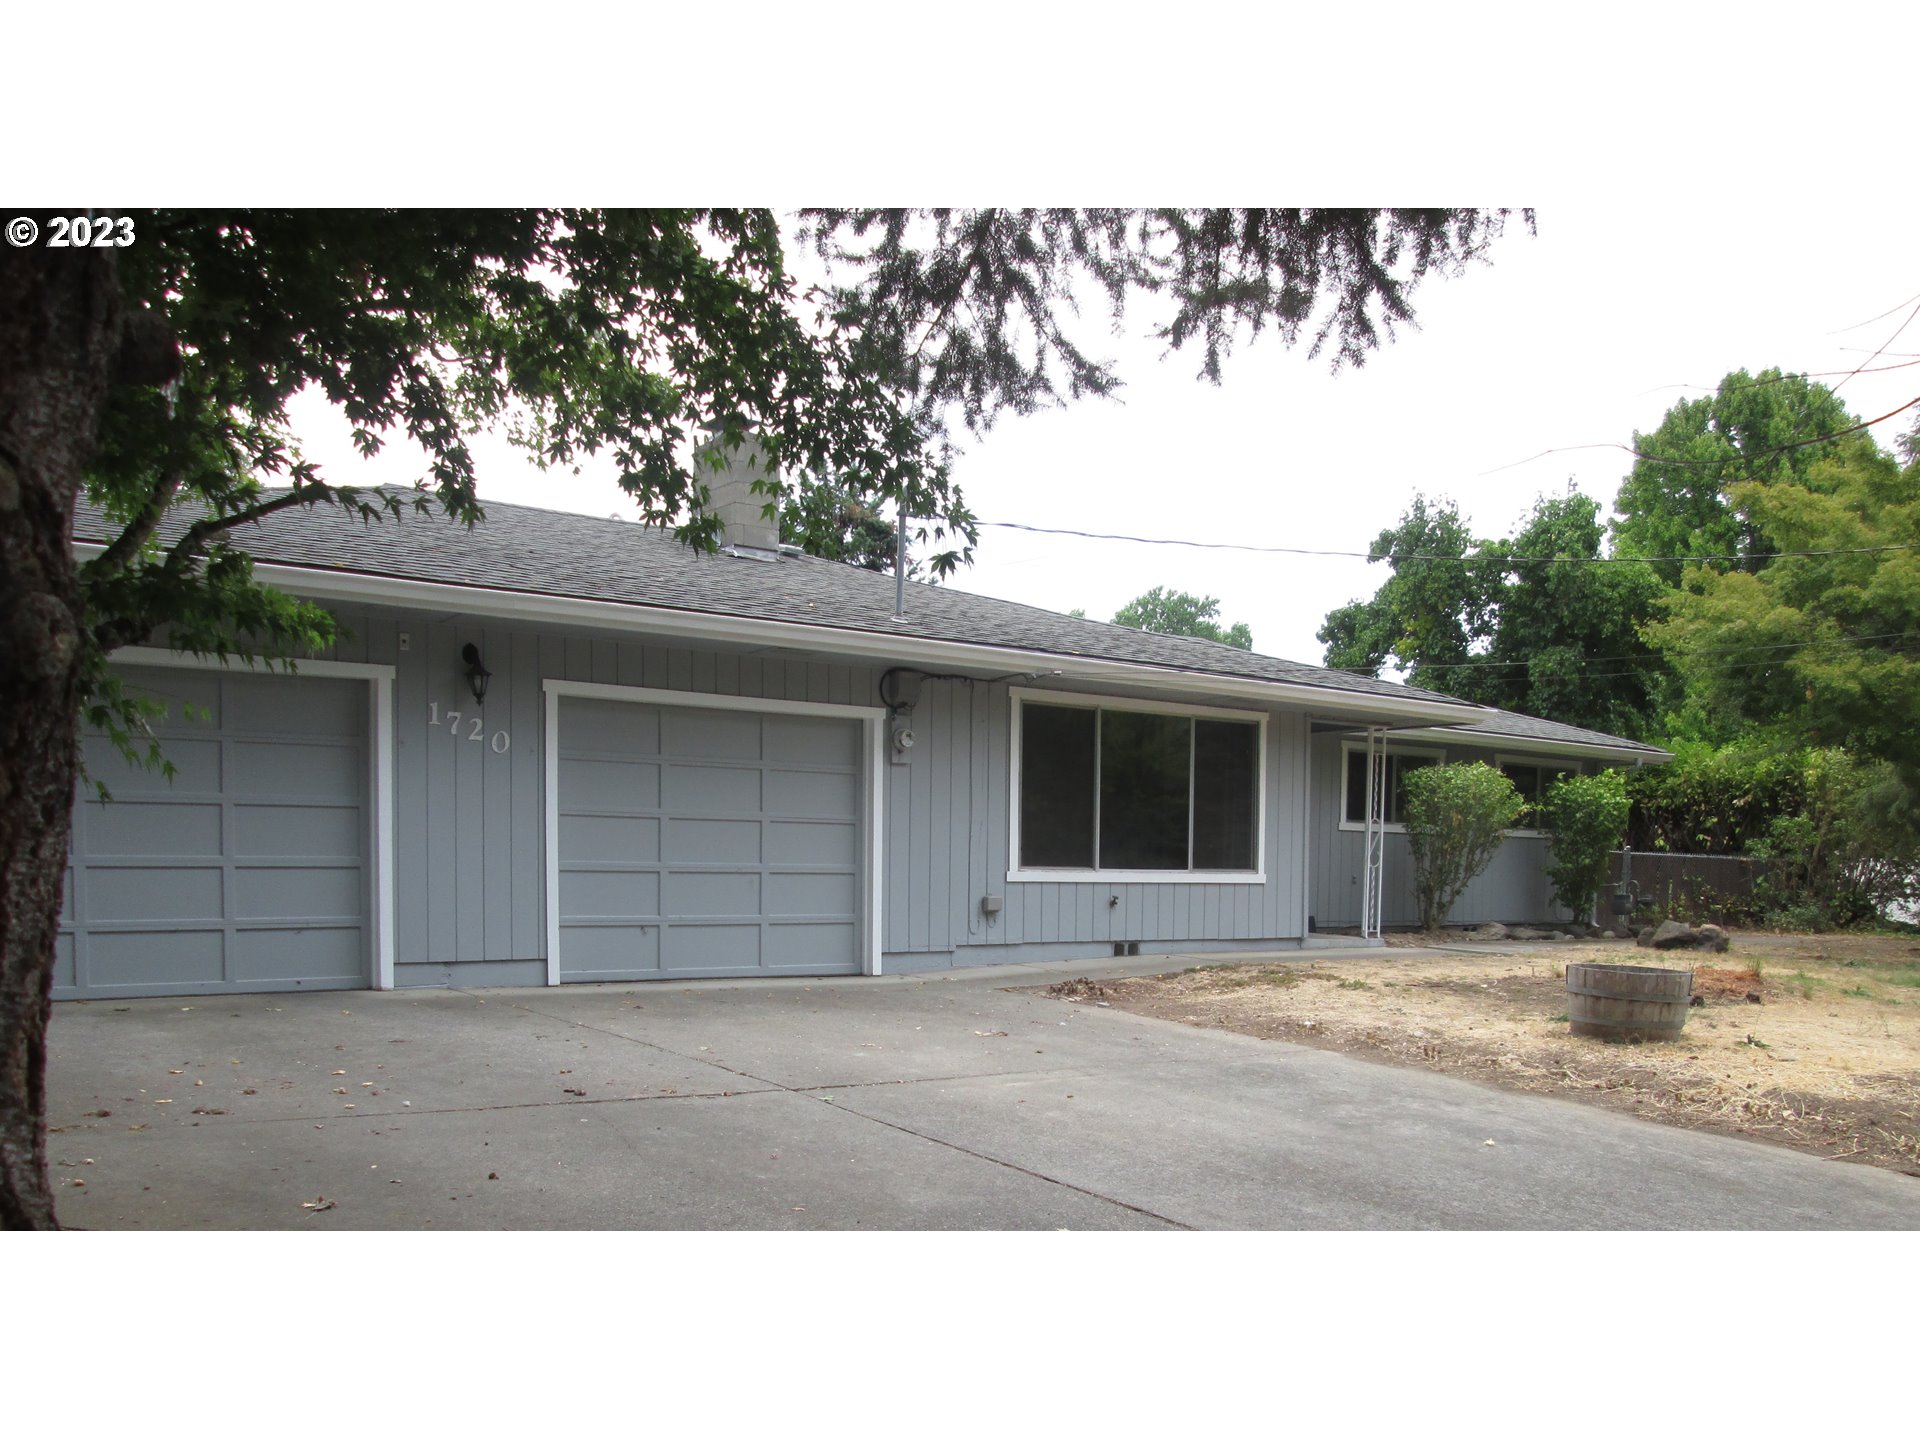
(806, 1089), (1193, 1231)
(477, 990), (1188, 1227)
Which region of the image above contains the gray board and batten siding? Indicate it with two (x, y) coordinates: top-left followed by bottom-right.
(76, 602), (1317, 991)
(356, 604), (1310, 978)
(355, 604), (891, 987)
(880, 682), (1309, 972)
(1308, 729), (1578, 930)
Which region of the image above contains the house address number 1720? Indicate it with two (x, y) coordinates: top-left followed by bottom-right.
(427, 702), (511, 753)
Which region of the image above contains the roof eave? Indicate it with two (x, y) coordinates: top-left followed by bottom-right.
(77, 547), (1490, 727)
(1388, 724), (1673, 765)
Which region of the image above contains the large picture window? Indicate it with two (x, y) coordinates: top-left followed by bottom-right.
(1015, 696), (1262, 876)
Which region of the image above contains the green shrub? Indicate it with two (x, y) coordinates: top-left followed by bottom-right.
(1402, 762), (1525, 931)
(1749, 751), (1920, 929)
(1541, 770), (1631, 921)
(1625, 738), (1807, 854)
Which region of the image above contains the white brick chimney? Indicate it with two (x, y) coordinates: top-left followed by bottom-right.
(696, 430), (781, 556)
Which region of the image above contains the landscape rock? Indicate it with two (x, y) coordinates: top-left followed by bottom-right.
(1508, 926), (1552, 940)
(1697, 924), (1732, 953)
(1634, 926), (1656, 948)
(1608, 920), (1635, 940)
(1468, 922), (1508, 941)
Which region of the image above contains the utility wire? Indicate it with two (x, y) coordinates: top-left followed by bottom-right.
(982, 348), (1919, 567)
(1533, 640), (1920, 684)
(1631, 357), (1920, 399)
(1358, 636), (1920, 688)
(1368, 630), (1920, 673)
(1829, 289), (1920, 335)
(1475, 395), (1919, 479)
(977, 519), (1920, 565)
(1832, 299), (1920, 399)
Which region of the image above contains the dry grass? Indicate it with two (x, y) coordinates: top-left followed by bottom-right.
(1043, 931), (1920, 1176)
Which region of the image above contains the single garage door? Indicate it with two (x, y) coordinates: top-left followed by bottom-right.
(54, 665), (371, 999)
(556, 695), (865, 981)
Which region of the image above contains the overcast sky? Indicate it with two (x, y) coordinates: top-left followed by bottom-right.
(283, 204), (1918, 669)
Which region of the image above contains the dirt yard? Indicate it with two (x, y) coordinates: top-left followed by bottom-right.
(1042, 931), (1920, 1176)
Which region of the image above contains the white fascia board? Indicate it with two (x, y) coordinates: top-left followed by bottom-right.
(1388, 725), (1672, 765)
(118, 554), (1488, 727)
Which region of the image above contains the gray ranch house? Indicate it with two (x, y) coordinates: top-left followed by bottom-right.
(63, 459), (1668, 1000)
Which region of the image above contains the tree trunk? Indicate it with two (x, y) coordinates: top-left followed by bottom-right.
(0, 234), (123, 1229)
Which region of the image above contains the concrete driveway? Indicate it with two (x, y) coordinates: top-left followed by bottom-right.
(45, 951), (1920, 1229)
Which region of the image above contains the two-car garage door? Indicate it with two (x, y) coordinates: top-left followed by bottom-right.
(553, 693), (868, 981)
(55, 665), (372, 999)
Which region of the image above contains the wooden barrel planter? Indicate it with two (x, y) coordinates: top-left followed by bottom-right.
(1565, 963), (1693, 1042)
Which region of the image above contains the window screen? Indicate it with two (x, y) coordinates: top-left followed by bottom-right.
(1192, 720), (1258, 869)
(1345, 748), (1373, 826)
(1099, 710), (1192, 870)
(1019, 703), (1096, 868)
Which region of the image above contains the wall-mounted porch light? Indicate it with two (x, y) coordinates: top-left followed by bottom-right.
(461, 643), (492, 705)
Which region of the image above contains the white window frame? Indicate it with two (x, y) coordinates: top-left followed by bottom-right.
(1007, 687), (1267, 885)
(1495, 752), (1584, 837)
(1336, 741), (1447, 833)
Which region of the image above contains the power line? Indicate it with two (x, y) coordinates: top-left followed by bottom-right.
(1355, 637), (1920, 689)
(1476, 395), (1919, 479)
(1630, 357), (1920, 400)
(1368, 630), (1920, 673)
(1829, 289), (1920, 335)
(1832, 298), (1920, 399)
(977, 519), (1920, 566)
(1549, 639), (1920, 684)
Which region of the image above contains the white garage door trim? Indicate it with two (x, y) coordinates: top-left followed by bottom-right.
(542, 678), (886, 984)
(108, 647), (399, 990)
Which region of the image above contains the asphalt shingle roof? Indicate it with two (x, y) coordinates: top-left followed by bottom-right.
(72, 489), (1663, 756)
(1437, 711), (1670, 758)
(77, 490), (1484, 700)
